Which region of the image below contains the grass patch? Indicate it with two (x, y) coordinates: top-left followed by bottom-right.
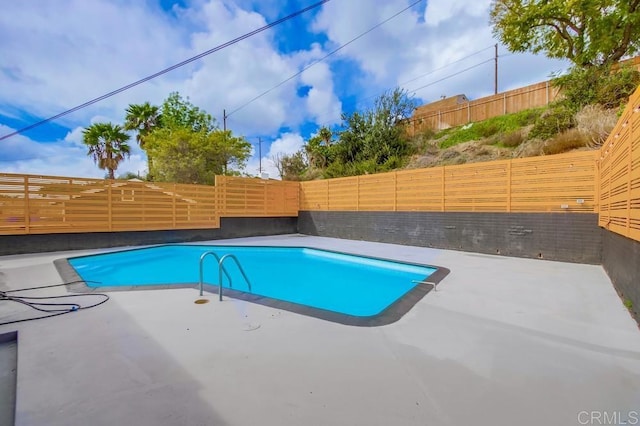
(624, 299), (634, 310)
(437, 108), (542, 149)
(542, 128), (590, 155)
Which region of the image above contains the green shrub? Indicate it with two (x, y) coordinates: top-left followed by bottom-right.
(554, 64), (640, 112)
(529, 105), (575, 140)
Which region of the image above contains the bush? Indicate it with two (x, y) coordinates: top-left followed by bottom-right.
(501, 130), (525, 147)
(554, 64), (640, 112)
(529, 105), (575, 140)
(542, 128), (590, 155)
(574, 105), (618, 147)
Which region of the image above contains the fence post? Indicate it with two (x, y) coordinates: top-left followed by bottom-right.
(467, 101), (470, 123)
(393, 172), (398, 211)
(172, 183), (177, 229)
(107, 180), (112, 232)
(441, 167), (445, 212)
(24, 176), (30, 234)
(546, 81), (549, 105)
(594, 152), (600, 216)
(503, 93), (507, 114)
(326, 180), (330, 211)
(507, 161), (512, 212)
(626, 133), (633, 236)
(356, 176), (360, 211)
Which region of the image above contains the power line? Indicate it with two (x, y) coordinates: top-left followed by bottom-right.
(407, 58), (494, 94)
(0, 0), (331, 142)
(226, 0), (426, 118)
(333, 45), (496, 114)
(399, 44), (495, 87)
(308, 55), (496, 130)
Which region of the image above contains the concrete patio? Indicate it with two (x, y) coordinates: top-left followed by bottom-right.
(1, 234), (639, 426)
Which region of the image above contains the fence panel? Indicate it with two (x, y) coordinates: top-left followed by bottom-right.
(358, 173), (397, 211)
(396, 168), (443, 211)
(327, 177), (358, 211)
(444, 160), (509, 211)
(0, 174), (221, 234)
(598, 85), (640, 241)
(511, 152), (598, 212)
(216, 176), (298, 217)
(299, 180), (329, 210)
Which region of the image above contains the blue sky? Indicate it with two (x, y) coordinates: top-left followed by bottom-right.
(0, 0), (569, 179)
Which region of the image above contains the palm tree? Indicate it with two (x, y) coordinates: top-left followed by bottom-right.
(124, 102), (161, 179)
(82, 122), (131, 180)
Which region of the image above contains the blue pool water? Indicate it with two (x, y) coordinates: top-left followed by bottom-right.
(68, 245), (437, 317)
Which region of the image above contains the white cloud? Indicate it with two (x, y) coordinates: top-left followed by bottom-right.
(313, 0), (568, 106)
(301, 63), (342, 124)
(0, 124), (147, 179)
(244, 132), (305, 179)
(0, 0), (574, 180)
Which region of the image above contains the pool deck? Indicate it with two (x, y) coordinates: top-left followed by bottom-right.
(1, 234), (639, 426)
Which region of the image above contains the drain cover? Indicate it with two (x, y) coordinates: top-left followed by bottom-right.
(194, 299), (209, 304)
(242, 322), (261, 331)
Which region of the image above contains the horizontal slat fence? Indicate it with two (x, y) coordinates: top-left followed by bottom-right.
(300, 151), (598, 213)
(215, 176), (299, 217)
(0, 174), (298, 235)
(598, 85), (640, 241)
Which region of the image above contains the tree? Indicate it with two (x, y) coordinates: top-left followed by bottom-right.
(215, 130), (252, 175)
(124, 102), (161, 179)
(333, 88), (415, 172)
(145, 128), (251, 184)
(490, 0), (640, 67)
(305, 126), (334, 169)
(82, 123), (131, 180)
(159, 92), (215, 132)
(272, 151), (308, 180)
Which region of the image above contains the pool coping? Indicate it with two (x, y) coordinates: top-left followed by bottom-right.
(53, 244), (450, 327)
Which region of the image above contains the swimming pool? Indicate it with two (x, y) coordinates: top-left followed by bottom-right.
(60, 245), (448, 326)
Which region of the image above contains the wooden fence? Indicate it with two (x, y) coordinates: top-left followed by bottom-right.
(300, 151), (598, 213)
(216, 176), (300, 217)
(406, 81), (559, 135)
(406, 56), (640, 136)
(0, 174), (298, 235)
(598, 85), (640, 241)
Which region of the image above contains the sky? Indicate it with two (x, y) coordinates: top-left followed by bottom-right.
(0, 0), (570, 180)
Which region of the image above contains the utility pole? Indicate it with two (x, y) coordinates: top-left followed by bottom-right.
(494, 43), (498, 95)
(258, 137), (262, 175)
(223, 109), (227, 174)
(223, 109), (227, 133)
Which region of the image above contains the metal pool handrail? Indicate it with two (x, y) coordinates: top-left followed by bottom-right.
(412, 279), (438, 291)
(199, 251), (232, 296)
(217, 254), (252, 301)
(198, 251), (252, 301)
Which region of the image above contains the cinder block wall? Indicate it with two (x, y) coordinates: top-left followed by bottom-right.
(0, 217), (297, 255)
(298, 211), (602, 264)
(602, 231), (640, 322)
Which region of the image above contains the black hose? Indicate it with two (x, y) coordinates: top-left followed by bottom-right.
(0, 281), (109, 326)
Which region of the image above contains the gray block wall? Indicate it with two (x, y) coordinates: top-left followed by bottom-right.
(0, 217), (297, 255)
(298, 211), (602, 264)
(602, 231), (640, 322)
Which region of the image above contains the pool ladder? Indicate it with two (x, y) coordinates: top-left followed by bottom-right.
(199, 251), (252, 301)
